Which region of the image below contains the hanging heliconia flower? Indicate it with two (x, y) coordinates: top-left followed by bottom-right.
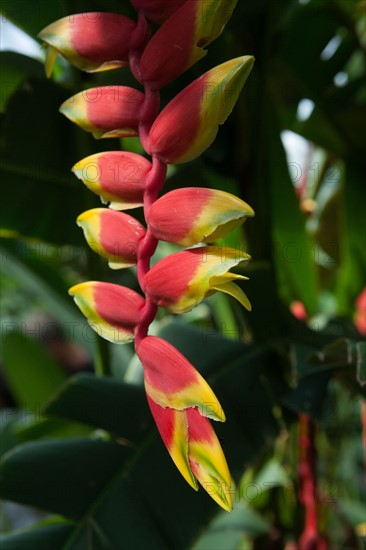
(40, 0), (255, 512)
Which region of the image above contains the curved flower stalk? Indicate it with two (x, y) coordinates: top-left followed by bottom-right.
(40, 1), (254, 511)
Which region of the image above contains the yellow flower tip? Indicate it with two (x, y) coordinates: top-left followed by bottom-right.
(201, 478), (233, 512)
(186, 408), (232, 511)
(44, 45), (58, 78)
(59, 96), (83, 123)
(76, 210), (92, 225)
(215, 55), (255, 124)
(68, 282), (84, 297)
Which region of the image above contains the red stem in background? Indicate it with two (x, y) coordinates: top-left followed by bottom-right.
(298, 414), (327, 550)
(362, 401), (366, 485)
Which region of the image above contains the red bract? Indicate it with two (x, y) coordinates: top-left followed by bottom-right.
(72, 152), (152, 210)
(77, 209), (146, 269)
(147, 56), (254, 163)
(139, 0), (238, 89)
(39, 13), (136, 76)
(148, 187), (254, 246)
(69, 282), (144, 344)
(60, 87), (144, 138)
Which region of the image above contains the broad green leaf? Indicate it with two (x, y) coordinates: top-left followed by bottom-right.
(356, 342), (366, 388)
(268, 109), (319, 315)
(0, 0), (66, 39)
(0, 77), (118, 245)
(0, 52), (43, 112)
(0, 522), (74, 550)
(0, 77), (85, 244)
(192, 503), (270, 549)
(2, 332), (66, 408)
(1, 241), (93, 355)
(337, 164), (366, 314)
(44, 374), (152, 445)
(0, 439), (130, 519)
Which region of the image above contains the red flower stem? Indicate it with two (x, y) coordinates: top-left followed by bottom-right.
(135, 157), (167, 347)
(130, 12), (167, 347)
(298, 414), (319, 549)
(137, 156), (167, 287)
(129, 11), (149, 69)
(139, 87), (160, 152)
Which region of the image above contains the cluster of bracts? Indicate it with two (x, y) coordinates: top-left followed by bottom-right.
(39, 0), (254, 510)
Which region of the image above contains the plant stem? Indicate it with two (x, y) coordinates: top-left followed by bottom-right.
(129, 15), (167, 348)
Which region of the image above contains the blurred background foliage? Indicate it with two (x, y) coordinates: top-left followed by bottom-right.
(0, 0), (365, 548)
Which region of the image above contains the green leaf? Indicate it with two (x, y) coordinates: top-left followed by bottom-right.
(0, 52), (44, 112)
(356, 342), (366, 388)
(0, 241), (93, 354)
(0, 0), (136, 40)
(269, 113), (319, 314)
(0, 0), (66, 39)
(0, 76), (118, 245)
(0, 522), (74, 550)
(44, 374), (152, 445)
(0, 439), (130, 519)
(2, 332), (66, 408)
(192, 503), (270, 549)
(337, 164), (366, 314)
(0, 77), (85, 244)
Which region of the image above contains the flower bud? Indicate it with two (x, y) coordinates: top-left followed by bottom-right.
(77, 209), (146, 269)
(139, 0), (237, 88)
(144, 246), (251, 313)
(60, 86), (144, 138)
(72, 152), (152, 210)
(38, 13), (135, 77)
(146, 396), (232, 511)
(148, 187), (254, 246)
(147, 56), (254, 163)
(136, 336), (225, 421)
(69, 282), (144, 343)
